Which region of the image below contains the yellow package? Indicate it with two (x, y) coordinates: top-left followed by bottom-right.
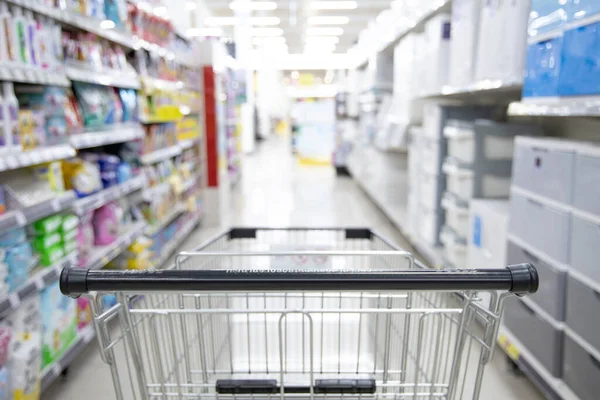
(19, 111), (37, 150)
(31, 162), (65, 193)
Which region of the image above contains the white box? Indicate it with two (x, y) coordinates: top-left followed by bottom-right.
(419, 205), (442, 246)
(468, 199), (510, 270)
(441, 226), (468, 268)
(422, 103), (444, 139)
(442, 193), (470, 238)
(475, 0), (505, 81)
(500, 0), (530, 83)
(424, 13), (452, 93)
(449, 0), (482, 87)
(419, 172), (443, 212)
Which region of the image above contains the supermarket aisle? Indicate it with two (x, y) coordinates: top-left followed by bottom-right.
(43, 137), (543, 400)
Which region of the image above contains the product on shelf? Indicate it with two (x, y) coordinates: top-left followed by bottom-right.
(40, 281), (77, 368)
(107, 235), (152, 270)
(29, 214), (75, 266)
(119, 88), (138, 122)
(76, 297), (92, 329)
(92, 202), (119, 246)
(142, 123), (177, 154)
(62, 31), (131, 73)
(72, 82), (118, 128)
(128, 2), (173, 47)
(62, 158), (102, 198)
(76, 212), (94, 267)
(0, 227), (33, 291)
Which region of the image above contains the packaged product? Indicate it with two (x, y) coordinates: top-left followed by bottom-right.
(61, 158), (102, 198)
(5, 242), (33, 290)
(0, 185), (5, 215)
(0, 326), (12, 366)
(76, 212), (94, 267)
(18, 110), (38, 150)
(72, 82), (114, 127)
(62, 239), (77, 254)
(61, 214), (79, 233)
(40, 282), (77, 367)
(112, 88), (123, 123)
(31, 161), (65, 193)
(3, 295), (41, 337)
(119, 88), (138, 122)
(0, 366), (8, 400)
(64, 91), (84, 133)
(10, 337), (41, 400)
(0, 227), (26, 247)
(92, 202), (118, 245)
(38, 244), (64, 267)
(76, 297), (92, 329)
(31, 215), (62, 235)
(32, 232), (61, 252)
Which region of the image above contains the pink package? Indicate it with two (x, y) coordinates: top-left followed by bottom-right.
(77, 212), (95, 267)
(93, 203), (118, 246)
(0, 327), (11, 366)
(77, 298), (92, 329)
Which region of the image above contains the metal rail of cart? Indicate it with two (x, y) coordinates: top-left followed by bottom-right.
(60, 227), (538, 400)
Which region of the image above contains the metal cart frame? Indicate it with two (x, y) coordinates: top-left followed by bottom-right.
(61, 227), (538, 400)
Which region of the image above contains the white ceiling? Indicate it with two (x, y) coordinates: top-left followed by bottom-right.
(200, 0), (391, 54)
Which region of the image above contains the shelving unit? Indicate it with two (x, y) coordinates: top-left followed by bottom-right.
(0, 253), (76, 318)
(508, 98), (600, 117)
(0, 145), (76, 172)
(66, 65), (141, 90)
(151, 213), (201, 268)
(84, 222), (148, 271)
(145, 204), (186, 237)
(73, 175), (147, 215)
(0, 192), (76, 232)
(0, 65), (70, 87)
(69, 124), (146, 150)
(140, 145), (182, 165)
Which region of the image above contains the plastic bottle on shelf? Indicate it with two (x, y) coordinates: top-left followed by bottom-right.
(38, 16), (51, 70)
(3, 82), (21, 151)
(1, 3), (15, 64)
(13, 6), (31, 65)
(0, 90), (8, 152)
(0, 2), (10, 64)
(24, 9), (39, 67)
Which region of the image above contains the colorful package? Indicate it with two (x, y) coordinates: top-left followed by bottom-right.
(0, 227), (26, 247)
(31, 215), (62, 235)
(32, 232), (61, 253)
(92, 203), (118, 245)
(0, 366), (8, 400)
(119, 88), (138, 122)
(76, 298), (92, 329)
(40, 282), (77, 367)
(10, 338), (41, 400)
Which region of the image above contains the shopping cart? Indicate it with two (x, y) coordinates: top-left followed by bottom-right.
(60, 227), (538, 400)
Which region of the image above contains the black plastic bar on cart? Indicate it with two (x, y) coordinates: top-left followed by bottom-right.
(60, 263), (538, 296)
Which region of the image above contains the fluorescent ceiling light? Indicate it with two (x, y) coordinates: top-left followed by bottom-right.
(100, 19), (115, 29)
(185, 1), (197, 10)
(253, 36), (286, 44)
(305, 36), (339, 44)
(230, 1), (277, 11)
(310, 1), (357, 10)
(187, 27), (223, 37)
(252, 27), (283, 36)
(153, 6), (168, 17)
(305, 44), (336, 52)
(251, 16), (280, 25)
(306, 27), (344, 36)
(204, 16), (280, 26)
(307, 16), (349, 25)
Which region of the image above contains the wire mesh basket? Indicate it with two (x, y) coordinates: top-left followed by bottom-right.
(60, 227), (538, 400)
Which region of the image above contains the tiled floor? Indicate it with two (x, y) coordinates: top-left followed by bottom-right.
(43, 137), (544, 399)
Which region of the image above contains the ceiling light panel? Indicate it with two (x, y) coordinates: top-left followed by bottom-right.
(306, 27), (344, 36)
(310, 1), (358, 10)
(204, 17), (281, 26)
(252, 27), (284, 36)
(230, 1), (277, 11)
(307, 16), (350, 25)
(305, 36), (339, 44)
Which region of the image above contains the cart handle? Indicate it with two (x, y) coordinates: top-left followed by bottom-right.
(60, 263), (538, 297)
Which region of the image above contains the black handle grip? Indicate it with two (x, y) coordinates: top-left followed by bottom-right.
(60, 263), (538, 297)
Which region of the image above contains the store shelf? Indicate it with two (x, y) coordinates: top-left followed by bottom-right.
(354, 0), (452, 68)
(0, 144), (76, 172)
(0, 65), (70, 86)
(6, 0), (135, 49)
(179, 139), (198, 150)
(419, 79), (523, 102)
(152, 212), (201, 268)
(529, 13), (600, 45)
(181, 176), (197, 192)
(0, 191), (76, 233)
(84, 222), (147, 270)
(66, 65), (140, 89)
(69, 123), (145, 149)
(145, 204), (186, 237)
(140, 145), (182, 164)
(347, 147), (446, 269)
(0, 252), (76, 318)
(508, 97), (600, 117)
(41, 324), (96, 391)
(497, 326), (581, 400)
(73, 175), (147, 215)
(141, 76), (183, 91)
(141, 180), (172, 201)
